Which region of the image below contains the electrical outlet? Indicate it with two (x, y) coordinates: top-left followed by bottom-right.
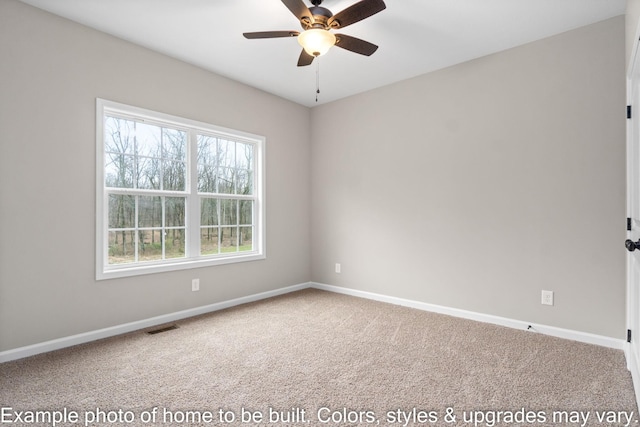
(541, 290), (553, 306)
(192, 278), (200, 292)
(335, 263), (341, 274)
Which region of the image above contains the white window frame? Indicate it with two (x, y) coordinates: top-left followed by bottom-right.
(96, 99), (265, 280)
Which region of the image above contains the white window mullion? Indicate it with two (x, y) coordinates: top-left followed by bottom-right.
(134, 195), (139, 263)
(253, 139), (263, 257)
(187, 129), (201, 258)
(217, 200), (222, 253)
(161, 196), (166, 260)
(107, 187), (187, 198)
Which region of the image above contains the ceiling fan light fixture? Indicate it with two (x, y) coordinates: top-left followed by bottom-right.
(298, 28), (336, 57)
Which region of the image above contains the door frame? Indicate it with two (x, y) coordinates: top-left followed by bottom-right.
(626, 32), (640, 409)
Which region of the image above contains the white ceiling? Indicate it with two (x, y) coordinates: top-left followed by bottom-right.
(19, 0), (625, 107)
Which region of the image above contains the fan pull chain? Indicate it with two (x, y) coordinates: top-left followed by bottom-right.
(315, 58), (320, 103)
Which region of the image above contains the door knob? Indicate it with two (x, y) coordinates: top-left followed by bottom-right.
(626, 239), (640, 252)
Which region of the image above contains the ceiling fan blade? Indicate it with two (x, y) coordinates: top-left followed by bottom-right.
(328, 0), (386, 29)
(243, 31), (299, 39)
(281, 0), (314, 24)
(334, 34), (378, 56)
(297, 49), (315, 66)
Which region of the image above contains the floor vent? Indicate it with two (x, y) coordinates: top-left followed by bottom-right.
(147, 325), (179, 335)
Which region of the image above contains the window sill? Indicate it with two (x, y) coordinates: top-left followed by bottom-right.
(96, 252), (266, 281)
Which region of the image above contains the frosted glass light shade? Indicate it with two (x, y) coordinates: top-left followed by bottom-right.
(297, 29), (336, 57)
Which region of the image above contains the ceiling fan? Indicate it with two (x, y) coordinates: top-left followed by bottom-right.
(243, 0), (386, 67)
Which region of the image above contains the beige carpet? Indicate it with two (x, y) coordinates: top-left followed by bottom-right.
(1, 289), (637, 426)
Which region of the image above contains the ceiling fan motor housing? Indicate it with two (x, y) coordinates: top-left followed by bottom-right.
(303, 6), (333, 29)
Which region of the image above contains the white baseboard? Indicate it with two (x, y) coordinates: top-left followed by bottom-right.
(0, 281), (625, 363)
(310, 282), (625, 350)
(0, 282), (309, 363)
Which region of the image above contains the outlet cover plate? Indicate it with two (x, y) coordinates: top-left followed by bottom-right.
(541, 290), (553, 306)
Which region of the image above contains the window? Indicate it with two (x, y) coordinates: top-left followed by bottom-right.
(96, 99), (264, 280)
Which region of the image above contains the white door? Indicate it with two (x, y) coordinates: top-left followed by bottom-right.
(626, 41), (640, 407)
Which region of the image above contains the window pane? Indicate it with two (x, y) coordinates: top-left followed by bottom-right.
(163, 160), (186, 191)
(138, 230), (163, 262)
(197, 164), (217, 193)
(239, 226), (253, 252)
(218, 139), (236, 168)
(105, 116), (135, 155)
(239, 200), (252, 225)
(108, 194), (135, 229)
(108, 230), (136, 264)
(218, 167), (235, 194)
(139, 196), (162, 228)
(201, 198), (218, 226)
(220, 226), (237, 252)
(163, 128), (186, 161)
(220, 199), (237, 225)
(137, 156), (160, 190)
(236, 143), (253, 170)
(200, 227), (219, 255)
(197, 135), (217, 166)
(197, 135), (217, 194)
(166, 197), (185, 227)
(135, 122), (161, 158)
(236, 170), (253, 195)
(105, 153), (135, 188)
(166, 228), (185, 259)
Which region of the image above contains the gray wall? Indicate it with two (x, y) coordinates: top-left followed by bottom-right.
(310, 17), (626, 338)
(0, 0), (311, 352)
